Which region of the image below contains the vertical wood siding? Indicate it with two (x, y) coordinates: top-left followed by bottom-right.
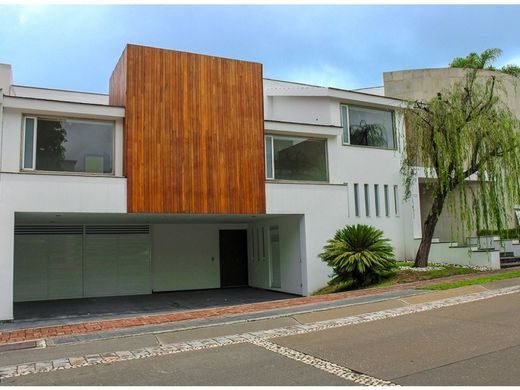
(109, 45), (266, 214)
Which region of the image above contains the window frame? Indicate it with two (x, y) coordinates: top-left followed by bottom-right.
(340, 104), (396, 150)
(264, 134), (329, 183)
(21, 115), (116, 176)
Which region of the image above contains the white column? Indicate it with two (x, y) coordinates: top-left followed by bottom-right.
(0, 208), (14, 320)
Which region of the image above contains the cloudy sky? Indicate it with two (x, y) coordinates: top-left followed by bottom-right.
(1, 4), (520, 93)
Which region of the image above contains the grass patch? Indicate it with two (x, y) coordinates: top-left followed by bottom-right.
(421, 270), (520, 290)
(312, 264), (479, 296)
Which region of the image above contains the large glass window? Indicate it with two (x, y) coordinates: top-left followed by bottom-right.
(22, 117), (114, 174)
(342, 105), (395, 149)
(265, 135), (328, 182)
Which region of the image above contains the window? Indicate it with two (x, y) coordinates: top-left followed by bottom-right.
(265, 135), (327, 182)
(341, 105), (395, 149)
(22, 116), (114, 174)
(364, 184), (370, 217)
(354, 183), (360, 217)
(393, 185), (400, 216)
(374, 184), (380, 217)
(384, 185), (390, 217)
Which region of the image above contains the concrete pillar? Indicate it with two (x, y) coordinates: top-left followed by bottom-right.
(0, 208), (14, 320)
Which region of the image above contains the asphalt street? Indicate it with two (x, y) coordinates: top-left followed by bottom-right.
(1, 279), (520, 386)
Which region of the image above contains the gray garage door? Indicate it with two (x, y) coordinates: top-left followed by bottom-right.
(14, 225), (151, 302)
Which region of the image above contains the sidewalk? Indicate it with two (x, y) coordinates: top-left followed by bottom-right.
(1, 268), (519, 347)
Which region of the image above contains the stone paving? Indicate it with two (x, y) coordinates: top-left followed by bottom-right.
(1, 268), (518, 346)
(0, 284), (518, 384)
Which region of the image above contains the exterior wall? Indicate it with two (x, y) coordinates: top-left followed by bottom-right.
(267, 96), (333, 125)
(384, 68), (520, 118)
(264, 92), (408, 293)
(109, 44), (266, 214)
(9, 85), (109, 105)
(266, 183), (409, 294)
(0, 64), (13, 93)
(151, 223), (246, 292)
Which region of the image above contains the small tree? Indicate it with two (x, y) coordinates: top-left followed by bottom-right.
(402, 69), (520, 267)
(319, 224), (395, 286)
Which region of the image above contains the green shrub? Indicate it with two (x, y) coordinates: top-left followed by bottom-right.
(319, 224), (396, 287)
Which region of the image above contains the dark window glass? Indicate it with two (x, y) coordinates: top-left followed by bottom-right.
(345, 106), (395, 149)
(272, 136), (327, 181)
(35, 118), (114, 173)
(354, 183), (360, 217)
(23, 117), (35, 169)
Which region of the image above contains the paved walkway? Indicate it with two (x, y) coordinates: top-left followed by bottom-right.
(1, 268), (518, 346)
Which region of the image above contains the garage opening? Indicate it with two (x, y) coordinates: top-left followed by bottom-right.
(12, 212), (304, 321)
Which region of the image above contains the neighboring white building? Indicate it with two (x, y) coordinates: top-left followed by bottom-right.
(0, 46), (500, 321)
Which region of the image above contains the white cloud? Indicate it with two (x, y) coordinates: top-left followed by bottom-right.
(284, 64), (360, 90)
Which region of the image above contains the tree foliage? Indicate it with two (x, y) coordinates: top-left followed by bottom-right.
(402, 69), (520, 267)
(319, 224), (396, 286)
(450, 48), (520, 78)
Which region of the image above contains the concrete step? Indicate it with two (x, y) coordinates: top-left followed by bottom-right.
(500, 262), (520, 269)
(500, 256), (520, 269)
(500, 252), (515, 258)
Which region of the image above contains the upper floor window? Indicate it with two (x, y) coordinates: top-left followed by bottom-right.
(265, 135), (328, 182)
(341, 105), (395, 149)
(22, 116), (114, 174)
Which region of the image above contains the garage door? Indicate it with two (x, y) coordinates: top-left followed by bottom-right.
(14, 225), (151, 302)
(84, 225), (151, 297)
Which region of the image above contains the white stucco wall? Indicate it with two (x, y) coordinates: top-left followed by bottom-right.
(151, 223), (246, 292)
(411, 240), (501, 270)
(264, 95), (409, 294)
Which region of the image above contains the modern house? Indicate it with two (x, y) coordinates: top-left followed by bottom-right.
(0, 44), (503, 321)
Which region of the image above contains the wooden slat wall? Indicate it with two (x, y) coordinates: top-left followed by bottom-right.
(109, 44), (266, 214)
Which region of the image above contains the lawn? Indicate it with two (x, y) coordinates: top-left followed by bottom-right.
(312, 262), (480, 296)
(421, 269), (520, 290)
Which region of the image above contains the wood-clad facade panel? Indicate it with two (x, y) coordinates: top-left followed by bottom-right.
(109, 44), (266, 214)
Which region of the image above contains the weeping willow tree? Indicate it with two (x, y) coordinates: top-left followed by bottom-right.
(402, 69), (520, 267)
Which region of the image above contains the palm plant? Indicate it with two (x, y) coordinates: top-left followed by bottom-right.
(319, 224), (396, 286)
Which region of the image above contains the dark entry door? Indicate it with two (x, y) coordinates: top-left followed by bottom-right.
(219, 230), (248, 287)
